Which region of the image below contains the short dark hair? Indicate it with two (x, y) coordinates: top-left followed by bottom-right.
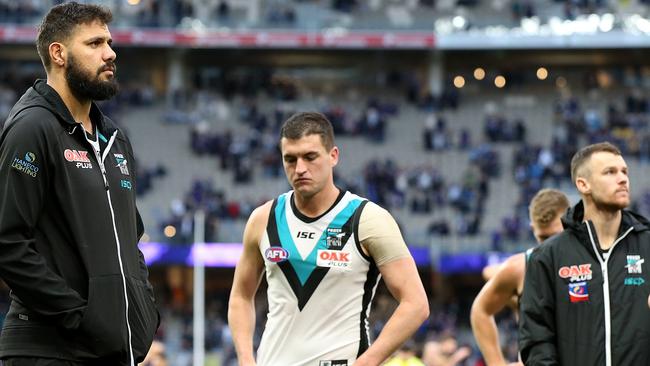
(570, 142), (622, 184)
(37, 2), (113, 71)
(280, 112), (335, 150)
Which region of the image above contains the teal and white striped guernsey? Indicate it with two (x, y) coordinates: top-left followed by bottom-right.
(256, 190), (381, 366)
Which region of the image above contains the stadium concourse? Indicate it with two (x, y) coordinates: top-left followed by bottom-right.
(3, 1), (650, 365)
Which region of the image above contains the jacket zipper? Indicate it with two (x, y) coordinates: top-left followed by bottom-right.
(585, 222), (633, 366)
(88, 130), (135, 366)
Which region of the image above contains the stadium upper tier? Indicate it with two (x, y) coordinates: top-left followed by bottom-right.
(118, 66), (650, 252)
(2, 0), (650, 49)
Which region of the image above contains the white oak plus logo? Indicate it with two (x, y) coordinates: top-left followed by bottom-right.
(317, 249), (350, 269)
(64, 149), (92, 169)
(558, 263), (592, 282)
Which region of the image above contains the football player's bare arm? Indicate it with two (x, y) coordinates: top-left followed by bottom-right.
(471, 254), (525, 366)
(354, 203), (429, 366)
(228, 201), (271, 366)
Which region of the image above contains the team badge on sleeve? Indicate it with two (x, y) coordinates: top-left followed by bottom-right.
(11, 152), (39, 177)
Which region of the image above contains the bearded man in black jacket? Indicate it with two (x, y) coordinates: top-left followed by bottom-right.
(520, 142), (650, 365)
(0, 2), (158, 365)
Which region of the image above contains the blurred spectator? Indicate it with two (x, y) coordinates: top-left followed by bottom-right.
(385, 341), (426, 366)
(422, 334), (471, 366)
(332, 0), (357, 12)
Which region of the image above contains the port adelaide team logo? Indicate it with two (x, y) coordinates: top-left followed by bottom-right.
(114, 153), (129, 175)
(624, 255), (645, 286)
(326, 227), (345, 248)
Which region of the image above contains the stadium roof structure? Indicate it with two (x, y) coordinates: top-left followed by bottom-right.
(2, 13), (650, 50)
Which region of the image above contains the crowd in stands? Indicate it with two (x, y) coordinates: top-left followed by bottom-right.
(4, 59), (650, 251)
(489, 67), (650, 247)
(159, 65), (498, 243)
(161, 65), (650, 245)
(0, 0), (628, 31)
(159, 178), (263, 244)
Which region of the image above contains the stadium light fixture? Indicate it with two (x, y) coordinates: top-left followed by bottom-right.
(494, 76), (506, 88)
(164, 225), (177, 238)
(454, 76), (465, 88)
(599, 14), (615, 32)
(434, 18), (454, 35)
(588, 14), (600, 30)
(633, 15), (650, 34)
(127, 0), (141, 5)
(324, 27), (349, 37)
(474, 68), (485, 80)
(452, 16), (467, 30)
(521, 17), (540, 34)
(537, 67), (548, 80)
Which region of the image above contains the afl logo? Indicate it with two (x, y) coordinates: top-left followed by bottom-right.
(265, 247), (289, 263)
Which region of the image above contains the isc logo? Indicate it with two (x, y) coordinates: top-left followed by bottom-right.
(296, 231), (316, 239)
(265, 247), (289, 263)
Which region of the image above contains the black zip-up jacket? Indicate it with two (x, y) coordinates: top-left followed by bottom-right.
(0, 80), (158, 364)
(519, 201), (650, 365)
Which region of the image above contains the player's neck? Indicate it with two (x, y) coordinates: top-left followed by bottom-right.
(293, 184), (340, 218)
(583, 203), (621, 250)
(47, 75), (93, 133)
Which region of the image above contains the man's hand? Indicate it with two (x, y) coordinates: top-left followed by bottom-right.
(355, 257), (429, 365)
(451, 346), (471, 364)
(352, 355), (381, 366)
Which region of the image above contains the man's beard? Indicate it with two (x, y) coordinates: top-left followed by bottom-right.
(591, 191), (629, 212)
(65, 54), (118, 102)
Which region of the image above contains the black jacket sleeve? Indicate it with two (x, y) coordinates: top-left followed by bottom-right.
(136, 209), (153, 293)
(124, 130), (156, 303)
(0, 111), (86, 329)
(519, 247), (559, 365)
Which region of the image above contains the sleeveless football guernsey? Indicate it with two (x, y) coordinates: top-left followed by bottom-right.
(256, 190), (381, 366)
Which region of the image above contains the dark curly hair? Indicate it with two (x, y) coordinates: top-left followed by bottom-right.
(37, 2), (112, 71)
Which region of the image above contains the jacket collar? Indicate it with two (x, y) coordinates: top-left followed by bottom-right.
(32, 79), (117, 136)
(562, 200), (650, 246)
